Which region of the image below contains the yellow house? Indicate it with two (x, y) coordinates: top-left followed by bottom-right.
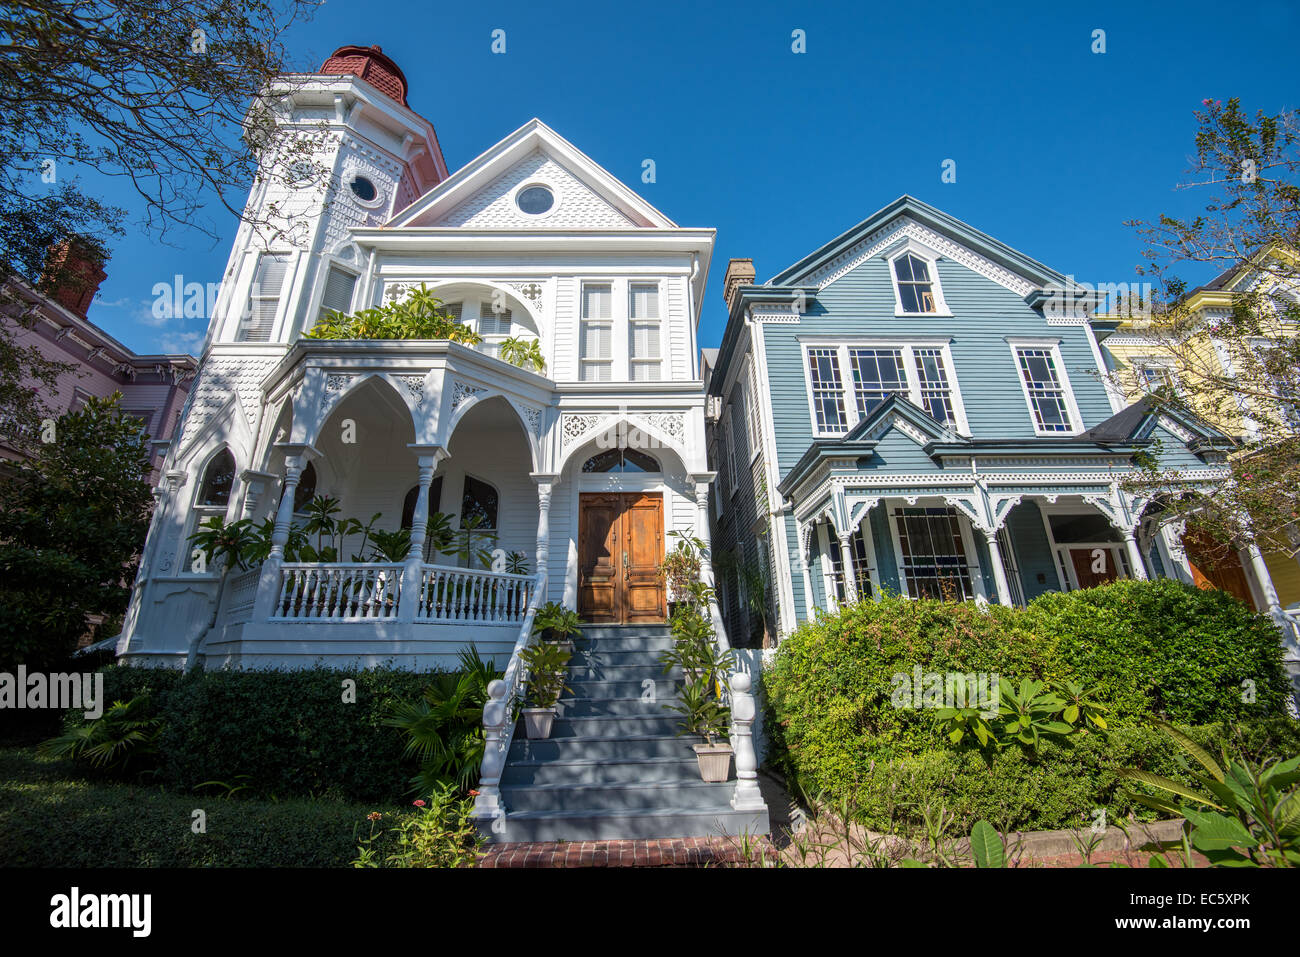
(1095, 248), (1300, 618)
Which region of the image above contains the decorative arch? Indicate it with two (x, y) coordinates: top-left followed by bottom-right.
(555, 412), (690, 476)
(441, 390), (540, 472)
(301, 371), (422, 448)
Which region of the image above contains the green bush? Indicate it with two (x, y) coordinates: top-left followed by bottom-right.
(766, 581), (1298, 831)
(0, 747), (418, 867)
(88, 666), (443, 803)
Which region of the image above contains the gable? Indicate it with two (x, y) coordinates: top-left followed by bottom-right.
(424, 148), (636, 229)
(389, 119), (676, 230)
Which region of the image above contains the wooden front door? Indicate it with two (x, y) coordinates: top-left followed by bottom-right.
(1184, 535), (1258, 609)
(1069, 547), (1122, 589)
(578, 492), (665, 623)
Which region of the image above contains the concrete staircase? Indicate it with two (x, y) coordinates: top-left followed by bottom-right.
(491, 624), (770, 843)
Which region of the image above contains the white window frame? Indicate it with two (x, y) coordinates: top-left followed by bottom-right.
(1007, 338), (1084, 436)
(800, 338), (970, 438)
(887, 243), (952, 317)
(725, 409), (738, 498)
(628, 280), (663, 382)
(312, 262), (359, 324)
(184, 447), (238, 575)
(885, 504), (987, 602)
(745, 358), (763, 463)
(579, 281), (614, 382)
(1132, 356), (1181, 396)
(238, 251), (292, 342)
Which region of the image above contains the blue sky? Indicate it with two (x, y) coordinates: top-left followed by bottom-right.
(81, 0), (1298, 357)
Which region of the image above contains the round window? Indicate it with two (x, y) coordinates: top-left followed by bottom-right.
(516, 185), (554, 215)
(349, 176), (377, 202)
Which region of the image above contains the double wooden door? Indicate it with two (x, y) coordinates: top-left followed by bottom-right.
(578, 492), (665, 623)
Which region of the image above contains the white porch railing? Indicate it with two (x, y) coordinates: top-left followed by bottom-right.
(472, 569), (547, 825)
(417, 565), (536, 623)
(270, 563), (403, 620)
(222, 567), (261, 625)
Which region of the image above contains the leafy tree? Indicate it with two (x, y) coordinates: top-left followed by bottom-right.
(0, 393), (153, 670)
(1120, 99), (1300, 564)
(0, 309), (76, 458)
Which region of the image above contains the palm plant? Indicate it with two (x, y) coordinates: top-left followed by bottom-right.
(368, 528), (414, 563)
(499, 335), (546, 372)
(39, 696), (162, 773)
(383, 648), (502, 796)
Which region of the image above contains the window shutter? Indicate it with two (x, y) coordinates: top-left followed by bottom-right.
(241, 253), (289, 342)
(319, 267), (357, 318)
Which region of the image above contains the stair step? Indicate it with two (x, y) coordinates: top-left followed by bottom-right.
(507, 734), (697, 762)
(558, 696), (675, 717)
(481, 806), (769, 843)
(500, 755), (702, 786)
(565, 678), (680, 698)
(534, 714), (680, 738)
(574, 636), (676, 652)
(500, 780), (732, 813)
(566, 663), (680, 681)
(578, 625), (671, 640)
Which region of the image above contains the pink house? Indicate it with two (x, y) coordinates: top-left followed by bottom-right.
(1, 241), (197, 479)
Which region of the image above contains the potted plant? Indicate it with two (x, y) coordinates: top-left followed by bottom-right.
(519, 641), (572, 739)
(667, 679), (733, 782)
(532, 601), (582, 654)
(659, 533), (703, 617)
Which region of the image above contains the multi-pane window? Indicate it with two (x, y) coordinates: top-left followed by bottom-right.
(1137, 363), (1175, 394)
(318, 266), (357, 321)
(746, 360), (763, 460)
(628, 282), (661, 381)
(579, 283), (613, 381)
(826, 525), (873, 602)
(849, 348), (908, 417)
(807, 343), (964, 435)
(240, 253), (289, 341)
(807, 347), (848, 433)
(188, 449), (236, 571)
(893, 507), (974, 600)
(725, 411), (738, 495)
(1014, 347), (1074, 433)
(893, 253), (937, 313)
(913, 347), (956, 427)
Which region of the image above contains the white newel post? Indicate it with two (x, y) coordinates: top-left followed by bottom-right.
(473, 679), (509, 821)
(252, 451), (306, 620)
(837, 531), (858, 602)
(983, 530), (1014, 606)
(798, 527), (816, 621)
(690, 474), (729, 648)
(729, 672), (765, 812)
(398, 452), (439, 623)
(1121, 529), (1149, 580)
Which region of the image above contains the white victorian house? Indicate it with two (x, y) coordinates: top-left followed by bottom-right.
(117, 47), (720, 674)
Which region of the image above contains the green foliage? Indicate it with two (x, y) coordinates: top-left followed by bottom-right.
(353, 785), (481, 868)
(1118, 720), (1300, 867)
(520, 642), (572, 709)
(81, 665), (451, 802)
(0, 393), (153, 671)
(303, 285), (482, 345)
(368, 527), (413, 563)
(969, 820), (1005, 868)
(532, 601), (581, 640)
(38, 696), (162, 773)
(382, 648), (501, 797)
(665, 678), (730, 747)
(498, 336), (545, 373)
(0, 747), (413, 868)
(766, 583), (1297, 831)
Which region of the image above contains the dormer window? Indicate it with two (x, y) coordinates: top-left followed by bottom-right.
(892, 253), (938, 314)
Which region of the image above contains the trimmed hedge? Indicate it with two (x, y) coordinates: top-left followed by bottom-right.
(766, 579), (1298, 831)
(89, 666), (439, 803)
(0, 747), (412, 867)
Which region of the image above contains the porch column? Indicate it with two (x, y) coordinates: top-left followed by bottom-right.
(982, 529), (1015, 606)
(836, 530), (859, 603)
(689, 473), (730, 649)
(253, 448), (312, 620)
(1159, 520), (1196, 585)
(531, 473), (558, 583)
(1121, 529), (1149, 580)
(399, 448), (445, 624)
(1244, 541), (1287, 620)
(798, 527), (816, 622)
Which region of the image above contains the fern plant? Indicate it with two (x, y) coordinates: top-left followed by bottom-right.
(39, 696), (162, 773)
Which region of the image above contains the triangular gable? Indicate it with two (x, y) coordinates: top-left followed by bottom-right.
(388, 119), (676, 229)
(766, 195), (1070, 298)
(846, 393), (961, 447)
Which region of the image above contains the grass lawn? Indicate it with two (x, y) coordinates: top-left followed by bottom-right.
(0, 747), (413, 867)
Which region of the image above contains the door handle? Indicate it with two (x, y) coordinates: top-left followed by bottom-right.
(623, 551), (629, 570)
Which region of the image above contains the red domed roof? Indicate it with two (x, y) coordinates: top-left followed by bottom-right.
(318, 44), (409, 106)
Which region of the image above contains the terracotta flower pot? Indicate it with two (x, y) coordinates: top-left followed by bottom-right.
(523, 707), (556, 739)
(693, 742), (733, 782)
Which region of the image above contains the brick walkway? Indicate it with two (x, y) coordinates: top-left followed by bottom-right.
(478, 836), (776, 868)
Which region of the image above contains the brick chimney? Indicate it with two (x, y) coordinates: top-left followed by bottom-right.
(723, 258), (756, 310)
(41, 237), (108, 319)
